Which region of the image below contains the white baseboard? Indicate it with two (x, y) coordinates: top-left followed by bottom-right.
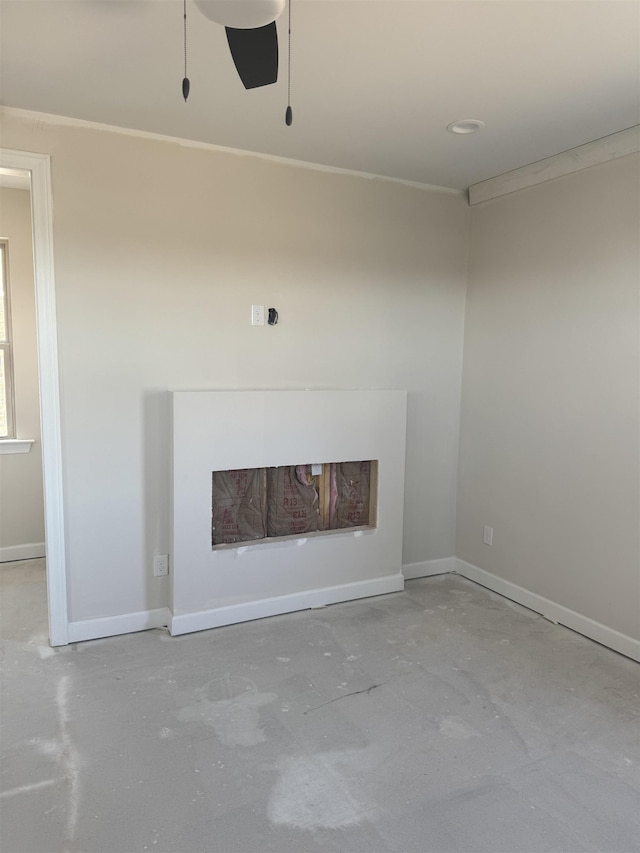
(62, 561), (639, 663)
(67, 607), (171, 644)
(403, 557), (455, 580)
(170, 573), (405, 636)
(454, 559), (640, 663)
(0, 542), (46, 563)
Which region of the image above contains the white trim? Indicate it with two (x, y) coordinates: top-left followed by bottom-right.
(0, 439), (34, 454)
(0, 166), (31, 192)
(469, 126), (640, 205)
(402, 557), (455, 580)
(0, 148), (68, 646)
(68, 607), (172, 644)
(50, 556), (640, 662)
(0, 107), (462, 198)
(454, 559), (640, 663)
(170, 574), (404, 636)
(0, 542), (46, 563)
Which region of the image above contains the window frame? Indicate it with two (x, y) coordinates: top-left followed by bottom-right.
(0, 239), (16, 439)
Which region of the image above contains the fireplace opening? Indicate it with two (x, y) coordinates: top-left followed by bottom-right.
(212, 461), (378, 547)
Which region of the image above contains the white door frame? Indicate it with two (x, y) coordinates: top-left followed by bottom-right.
(1, 148), (68, 645)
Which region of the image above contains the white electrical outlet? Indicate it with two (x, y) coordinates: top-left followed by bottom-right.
(483, 526), (493, 546)
(153, 554), (169, 577)
(251, 304), (265, 326)
(311, 463), (322, 476)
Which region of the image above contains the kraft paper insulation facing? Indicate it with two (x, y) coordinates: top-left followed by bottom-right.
(267, 466), (321, 537)
(212, 462), (373, 548)
(333, 461), (371, 528)
(212, 468), (267, 545)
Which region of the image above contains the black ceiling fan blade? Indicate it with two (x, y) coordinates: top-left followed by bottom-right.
(225, 22), (279, 89)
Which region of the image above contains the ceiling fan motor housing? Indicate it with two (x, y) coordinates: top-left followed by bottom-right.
(193, 0), (285, 28)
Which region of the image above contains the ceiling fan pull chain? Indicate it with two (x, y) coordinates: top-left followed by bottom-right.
(182, 0), (190, 101)
(285, 0), (292, 125)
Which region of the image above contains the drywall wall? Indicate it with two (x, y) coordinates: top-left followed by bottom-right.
(457, 153), (640, 641)
(0, 187), (45, 556)
(0, 110), (468, 624)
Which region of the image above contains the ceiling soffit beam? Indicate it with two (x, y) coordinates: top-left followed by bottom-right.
(469, 126), (640, 206)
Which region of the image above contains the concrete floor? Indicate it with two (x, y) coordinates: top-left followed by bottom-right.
(1, 559), (639, 853)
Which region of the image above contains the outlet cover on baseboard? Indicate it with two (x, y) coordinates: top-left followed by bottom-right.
(153, 554), (169, 577)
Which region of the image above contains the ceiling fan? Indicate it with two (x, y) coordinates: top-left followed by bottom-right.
(185, 0), (293, 123)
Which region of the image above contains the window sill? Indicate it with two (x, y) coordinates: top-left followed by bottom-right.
(0, 439), (35, 455)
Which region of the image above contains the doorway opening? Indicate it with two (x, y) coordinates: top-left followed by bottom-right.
(0, 176), (48, 642)
(0, 149), (67, 645)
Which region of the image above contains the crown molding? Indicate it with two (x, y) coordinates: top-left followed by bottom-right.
(0, 106), (463, 197)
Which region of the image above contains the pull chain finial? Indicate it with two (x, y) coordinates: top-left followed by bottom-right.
(285, 0), (292, 125)
(182, 0), (190, 101)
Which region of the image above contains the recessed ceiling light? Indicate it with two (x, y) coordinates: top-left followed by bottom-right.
(446, 119), (485, 135)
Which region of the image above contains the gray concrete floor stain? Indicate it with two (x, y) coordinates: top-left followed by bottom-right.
(1, 559), (639, 852)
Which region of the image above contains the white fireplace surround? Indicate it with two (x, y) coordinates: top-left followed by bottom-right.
(171, 389), (407, 635)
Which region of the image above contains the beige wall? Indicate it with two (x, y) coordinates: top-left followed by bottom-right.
(458, 154), (640, 640)
(1, 112), (637, 646)
(0, 112), (469, 622)
(0, 187), (45, 552)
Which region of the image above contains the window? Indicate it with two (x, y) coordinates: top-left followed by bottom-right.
(0, 241), (15, 438)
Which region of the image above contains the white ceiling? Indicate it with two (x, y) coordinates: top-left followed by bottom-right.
(1, 0), (638, 190)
